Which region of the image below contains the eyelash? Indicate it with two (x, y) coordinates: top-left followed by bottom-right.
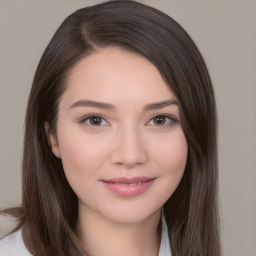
(79, 114), (178, 128)
(79, 114), (109, 127)
(146, 115), (178, 127)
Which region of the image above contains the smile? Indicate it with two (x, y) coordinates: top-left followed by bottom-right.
(101, 177), (156, 196)
(112, 182), (143, 186)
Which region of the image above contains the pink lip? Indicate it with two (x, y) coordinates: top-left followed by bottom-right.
(101, 176), (156, 197)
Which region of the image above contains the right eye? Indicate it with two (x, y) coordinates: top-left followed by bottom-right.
(81, 115), (109, 126)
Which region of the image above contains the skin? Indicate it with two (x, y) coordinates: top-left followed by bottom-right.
(47, 47), (188, 256)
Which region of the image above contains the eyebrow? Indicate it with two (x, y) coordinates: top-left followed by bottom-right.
(144, 99), (179, 110)
(69, 99), (179, 110)
(70, 100), (116, 110)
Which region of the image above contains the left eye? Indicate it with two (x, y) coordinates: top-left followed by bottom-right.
(82, 115), (108, 126)
(147, 115), (175, 126)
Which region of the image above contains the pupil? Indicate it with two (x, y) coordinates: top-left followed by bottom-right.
(154, 116), (165, 125)
(91, 116), (101, 125)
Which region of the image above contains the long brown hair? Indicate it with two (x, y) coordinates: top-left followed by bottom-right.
(17, 1), (220, 255)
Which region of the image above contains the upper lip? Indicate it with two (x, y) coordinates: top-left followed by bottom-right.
(102, 176), (155, 184)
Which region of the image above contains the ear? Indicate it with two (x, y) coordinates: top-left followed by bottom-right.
(44, 121), (61, 158)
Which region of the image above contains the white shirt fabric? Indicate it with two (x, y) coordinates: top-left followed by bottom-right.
(0, 229), (32, 256)
(0, 217), (171, 256)
(159, 215), (172, 256)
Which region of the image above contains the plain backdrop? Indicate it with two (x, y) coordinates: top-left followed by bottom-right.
(0, 0), (255, 255)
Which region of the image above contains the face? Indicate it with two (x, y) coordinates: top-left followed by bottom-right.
(48, 47), (188, 224)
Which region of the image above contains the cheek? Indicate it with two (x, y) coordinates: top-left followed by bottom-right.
(152, 130), (188, 206)
(152, 129), (188, 182)
(56, 128), (108, 181)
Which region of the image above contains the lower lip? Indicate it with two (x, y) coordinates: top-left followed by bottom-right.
(102, 179), (155, 197)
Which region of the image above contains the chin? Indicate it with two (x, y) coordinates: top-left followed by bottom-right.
(99, 206), (161, 225)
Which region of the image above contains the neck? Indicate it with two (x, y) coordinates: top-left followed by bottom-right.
(76, 205), (161, 256)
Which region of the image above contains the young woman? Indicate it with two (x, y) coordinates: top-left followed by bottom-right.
(0, 1), (220, 255)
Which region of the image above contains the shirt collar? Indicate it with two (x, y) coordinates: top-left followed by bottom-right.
(158, 214), (172, 256)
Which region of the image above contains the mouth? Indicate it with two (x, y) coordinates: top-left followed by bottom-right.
(101, 177), (156, 196)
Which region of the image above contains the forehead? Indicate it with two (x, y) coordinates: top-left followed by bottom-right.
(63, 47), (174, 104)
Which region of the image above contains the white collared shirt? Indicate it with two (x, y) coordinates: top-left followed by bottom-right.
(0, 219), (172, 256)
(0, 229), (32, 256)
(159, 214), (172, 256)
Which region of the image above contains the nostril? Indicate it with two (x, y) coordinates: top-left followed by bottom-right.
(109, 129), (148, 166)
(109, 145), (148, 167)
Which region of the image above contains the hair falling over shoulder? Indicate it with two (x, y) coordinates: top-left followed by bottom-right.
(16, 1), (220, 255)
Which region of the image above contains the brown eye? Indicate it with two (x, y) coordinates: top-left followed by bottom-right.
(89, 116), (102, 125)
(147, 115), (176, 127)
(152, 116), (166, 125)
(82, 115), (108, 126)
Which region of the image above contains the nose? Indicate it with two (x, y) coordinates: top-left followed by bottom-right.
(110, 125), (148, 168)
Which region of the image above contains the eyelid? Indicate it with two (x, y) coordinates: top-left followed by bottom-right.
(79, 114), (110, 126)
(146, 114), (179, 126)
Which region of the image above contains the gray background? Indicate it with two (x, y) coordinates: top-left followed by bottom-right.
(0, 0), (255, 255)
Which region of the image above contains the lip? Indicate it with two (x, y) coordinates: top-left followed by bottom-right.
(101, 176), (156, 197)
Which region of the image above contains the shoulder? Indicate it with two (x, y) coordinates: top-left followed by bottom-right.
(0, 229), (32, 256)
